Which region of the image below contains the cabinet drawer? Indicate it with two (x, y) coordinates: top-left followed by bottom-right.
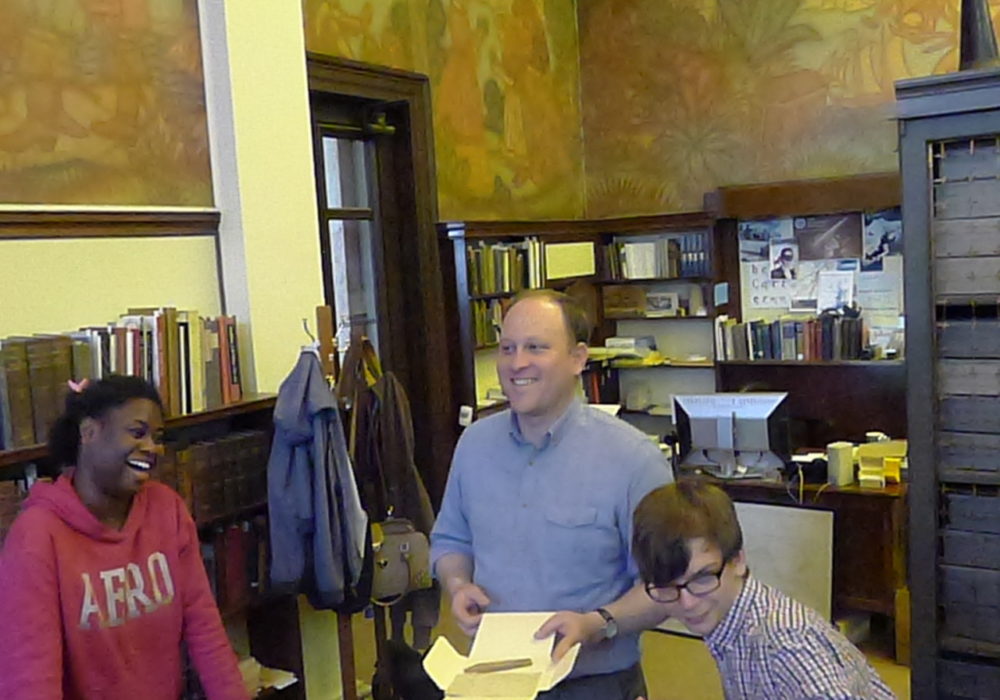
(940, 396), (1000, 433)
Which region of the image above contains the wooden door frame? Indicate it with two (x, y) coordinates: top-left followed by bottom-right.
(306, 54), (457, 506)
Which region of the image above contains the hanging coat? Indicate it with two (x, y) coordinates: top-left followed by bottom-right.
(267, 350), (367, 609)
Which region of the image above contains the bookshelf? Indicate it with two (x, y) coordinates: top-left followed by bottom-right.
(896, 67), (1000, 698)
(441, 214), (723, 420)
(0, 395), (307, 700)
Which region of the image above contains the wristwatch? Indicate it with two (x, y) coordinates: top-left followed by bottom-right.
(595, 607), (618, 640)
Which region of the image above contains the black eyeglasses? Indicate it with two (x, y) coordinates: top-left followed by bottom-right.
(645, 566), (726, 604)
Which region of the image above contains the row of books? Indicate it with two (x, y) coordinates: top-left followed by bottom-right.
(714, 314), (867, 362)
(157, 430), (270, 527)
(466, 238), (544, 296)
(602, 233), (709, 280)
(201, 517), (270, 615)
(472, 299), (505, 348)
(0, 308), (244, 450)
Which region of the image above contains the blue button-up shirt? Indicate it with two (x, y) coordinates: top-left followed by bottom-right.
(431, 400), (671, 677)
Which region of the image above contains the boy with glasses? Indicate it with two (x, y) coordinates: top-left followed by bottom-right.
(632, 480), (895, 699)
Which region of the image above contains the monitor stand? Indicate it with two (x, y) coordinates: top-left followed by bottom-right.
(683, 449), (781, 480)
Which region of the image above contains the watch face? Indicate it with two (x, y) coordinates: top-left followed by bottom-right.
(605, 619), (619, 639)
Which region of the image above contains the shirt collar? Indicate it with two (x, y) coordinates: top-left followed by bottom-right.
(706, 573), (761, 651)
(508, 398), (584, 449)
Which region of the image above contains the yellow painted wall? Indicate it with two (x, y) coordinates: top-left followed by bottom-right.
(211, 2), (339, 694)
(579, 0), (1000, 216)
(0, 234), (220, 338)
(302, 0), (585, 221)
(221, 0), (326, 396)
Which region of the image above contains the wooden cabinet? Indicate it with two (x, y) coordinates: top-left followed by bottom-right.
(896, 67), (1000, 699)
(0, 396), (306, 700)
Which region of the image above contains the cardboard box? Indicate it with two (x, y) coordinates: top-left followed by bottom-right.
(423, 612), (580, 699)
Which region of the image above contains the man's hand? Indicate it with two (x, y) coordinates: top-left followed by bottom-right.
(534, 611), (605, 662)
(450, 582), (491, 636)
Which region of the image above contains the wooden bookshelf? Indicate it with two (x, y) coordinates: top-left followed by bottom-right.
(604, 314), (714, 322)
(0, 395), (277, 470)
(717, 360), (903, 367)
(441, 213), (722, 413)
(597, 276), (714, 286)
(612, 361), (715, 369)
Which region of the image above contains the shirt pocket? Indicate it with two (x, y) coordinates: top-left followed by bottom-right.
(545, 504), (598, 528)
(542, 504), (621, 587)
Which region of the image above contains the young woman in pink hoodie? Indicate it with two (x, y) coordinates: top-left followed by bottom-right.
(0, 375), (247, 699)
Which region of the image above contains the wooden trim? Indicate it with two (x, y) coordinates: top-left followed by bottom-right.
(439, 211), (713, 240)
(307, 53), (431, 101)
(0, 395), (276, 469)
(0, 210), (220, 240)
(324, 207), (374, 221)
(705, 173), (901, 219)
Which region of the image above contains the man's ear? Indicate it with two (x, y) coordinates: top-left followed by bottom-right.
(79, 417), (100, 445)
(571, 341), (588, 374)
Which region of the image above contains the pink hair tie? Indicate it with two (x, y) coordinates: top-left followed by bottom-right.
(67, 378), (90, 393)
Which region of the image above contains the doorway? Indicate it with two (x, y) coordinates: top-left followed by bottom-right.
(307, 54), (457, 507)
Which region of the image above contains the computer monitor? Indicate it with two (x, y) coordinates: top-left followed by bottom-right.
(673, 393), (790, 479)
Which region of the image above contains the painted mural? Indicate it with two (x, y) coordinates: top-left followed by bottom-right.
(303, 0), (585, 221)
(0, 0), (212, 206)
(580, 0), (1000, 217)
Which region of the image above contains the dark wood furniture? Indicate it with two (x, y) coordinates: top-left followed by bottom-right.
(896, 66), (1000, 699)
(716, 360), (907, 446)
(715, 479), (907, 620)
(0, 396), (306, 700)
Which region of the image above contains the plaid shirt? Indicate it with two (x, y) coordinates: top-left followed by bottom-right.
(705, 576), (896, 699)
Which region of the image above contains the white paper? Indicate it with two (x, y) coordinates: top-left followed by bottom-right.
(624, 242), (656, 279)
(469, 613), (554, 667)
(741, 261), (794, 309)
(816, 270), (855, 312)
(424, 613), (581, 699)
(857, 267), (900, 315)
(590, 404), (622, 417)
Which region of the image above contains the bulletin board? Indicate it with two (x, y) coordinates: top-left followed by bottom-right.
(737, 208), (904, 348)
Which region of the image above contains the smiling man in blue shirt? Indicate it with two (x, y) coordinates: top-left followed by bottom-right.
(431, 289), (672, 699)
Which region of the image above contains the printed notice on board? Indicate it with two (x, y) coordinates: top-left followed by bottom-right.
(741, 261), (794, 309)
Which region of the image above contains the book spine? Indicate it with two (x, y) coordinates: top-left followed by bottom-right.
(0, 343), (35, 447)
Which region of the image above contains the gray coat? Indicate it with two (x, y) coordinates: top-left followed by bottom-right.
(267, 350), (367, 609)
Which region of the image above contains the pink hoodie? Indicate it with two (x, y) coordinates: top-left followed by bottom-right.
(0, 473), (248, 699)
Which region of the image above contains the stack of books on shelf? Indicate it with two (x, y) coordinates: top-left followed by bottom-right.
(157, 430), (270, 527)
(601, 232), (708, 280)
(466, 238), (544, 296)
(199, 516), (270, 615)
(714, 314), (868, 362)
(0, 308), (244, 450)
(472, 298), (507, 348)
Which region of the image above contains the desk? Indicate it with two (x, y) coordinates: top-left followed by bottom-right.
(713, 479), (907, 633)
